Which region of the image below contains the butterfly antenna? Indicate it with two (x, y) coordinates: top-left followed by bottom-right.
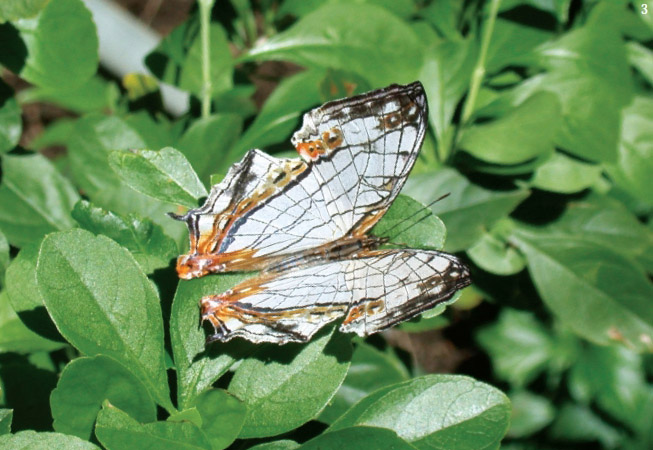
(381, 193), (451, 242)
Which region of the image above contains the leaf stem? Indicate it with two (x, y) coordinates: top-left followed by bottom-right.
(460, 0), (501, 125)
(198, 0), (216, 118)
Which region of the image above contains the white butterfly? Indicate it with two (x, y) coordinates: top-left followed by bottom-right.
(173, 82), (471, 344)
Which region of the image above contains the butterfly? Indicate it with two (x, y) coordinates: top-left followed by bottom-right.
(172, 81), (471, 344)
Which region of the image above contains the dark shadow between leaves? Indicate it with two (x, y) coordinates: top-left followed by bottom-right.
(17, 306), (66, 343)
(0, 23), (27, 74)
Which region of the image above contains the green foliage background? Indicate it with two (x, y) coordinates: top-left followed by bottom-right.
(0, 0), (652, 449)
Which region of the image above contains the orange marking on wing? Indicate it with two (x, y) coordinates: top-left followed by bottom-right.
(296, 140), (327, 160)
(351, 208), (387, 237)
(343, 299), (385, 325)
(322, 128), (343, 149)
(176, 247), (268, 279)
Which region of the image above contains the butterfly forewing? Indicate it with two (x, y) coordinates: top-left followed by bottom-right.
(176, 82), (427, 278)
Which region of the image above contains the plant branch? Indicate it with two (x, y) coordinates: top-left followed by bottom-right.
(198, 0), (216, 118)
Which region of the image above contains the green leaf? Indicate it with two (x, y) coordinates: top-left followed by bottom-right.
(300, 426), (417, 450)
(530, 151), (602, 194)
(0, 290), (62, 353)
(0, 409), (12, 435)
(36, 229), (172, 409)
(605, 96), (653, 203)
(5, 242), (63, 342)
(146, 20), (233, 97)
(229, 328), (352, 438)
(170, 273), (251, 410)
(177, 114), (243, 185)
(372, 195), (446, 250)
(627, 41), (653, 85)
(541, 193), (653, 271)
(507, 390), (555, 438)
(191, 389), (246, 450)
(531, 5), (633, 163)
(419, 38), (476, 148)
(0, 79), (21, 154)
(51, 355), (156, 440)
(319, 341), (409, 424)
(108, 147), (207, 208)
(468, 221), (526, 276)
(485, 17), (552, 73)
(7, 0), (98, 90)
(0, 229), (8, 286)
(330, 374), (511, 450)
(19, 76), (118, 114)
(460, 91), (561, 165)
(248, 440), (299, 450)
(548, 403), (622, 449)
(66, 114), (186, 243)
(568, 345), (648, 428)
(0, 153), (79, 247)
(0, 430), (100, 449)
(95, 403), (211, 450)
(512, 229), (653, 352)
(242, 4), (423, 87)
(0, 0), (49, 21)
(477, 308), (553, 387)
(402, 168), (529, 252)
(72, 200), (178, 274)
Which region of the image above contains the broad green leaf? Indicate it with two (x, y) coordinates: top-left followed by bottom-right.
(0, 153), (79, 247)
(372, 195), (446, 250)
(5, 242), (63, 342)
(249, 440), (299, 450)
(0, 290), (62, 354)
(568, 345), (648, 429)
(0, 230), (7, 286)
(7, 0), (98, 90)
(320, 341), (409, 424)
(476, 308), (553, 387)
(230, 328), (352, 438)
(330, 375), (511, 450)
(30, 118), (76, 150)
(403, 168), (529, 252)
(51, 355), (156, 440)
(542, 193), (653, 271)
(548, 403), (622, 449)
(0, 79), (21, 154)
(468, 220), (526, 276)
(0, 0), (49, 21)
(67, 114), (187, 243)
(170, 273), (251, 410)
(507, 390), (554, 438)
(242, 4), (423, 87)
(95, 404), (211, 450)
(177, 114), (243, 185)
(300, 426), (417, 450)
(146, 20), (233, 97)
(0, 409), (11, 435)
(72, 200), (178, 274)
(279, 0), (416, 19)
(418, 0), (463, 40)
(0, 430), (100, 449)
(460, 91), (561, 165)
(123, 112), (176, 153)
(109, 147), (207, 208)
(530, 151), (602, 193)
(37, 229), (172, 409)
(605, 96), (653, 203)
(192, 389), (246, 450)
(485, 17), (552, 73)
(419, 38), (476, 149)
(512, 229), (653, 352)
(627, 41), (653, 85)
(531, 4), (633, 163)
(18, 76), (118, 114)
